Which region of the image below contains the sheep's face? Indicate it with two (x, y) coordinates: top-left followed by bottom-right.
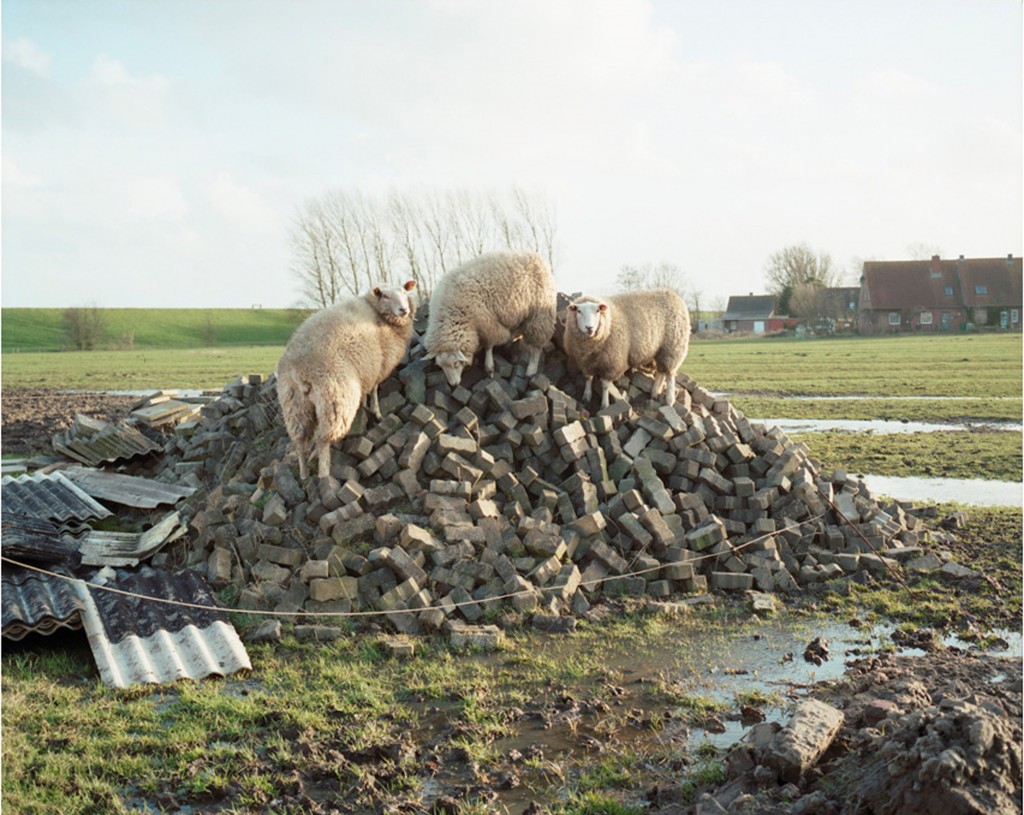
(372, 280), (416, 325)
(434, 350), (469, 387)
(569, 299), (608, 339)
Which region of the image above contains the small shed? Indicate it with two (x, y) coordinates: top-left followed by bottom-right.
(721, 295), (778, 334)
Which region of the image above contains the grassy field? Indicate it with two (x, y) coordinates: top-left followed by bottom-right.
(2, 327), (1022, 814)
(1, 308), (308, 353)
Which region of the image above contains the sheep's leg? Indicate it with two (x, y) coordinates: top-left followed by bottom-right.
(599, 379), (612, 409)
(294, 439), (310, 480)
(652, 372), (667, 397)
(525, 346), (541, 377)
(665, 373), (677, 405)
(583, 376), (593, 402)
(484, 346), (495, 376)
(311, 384), (361, 480)
(367, 386), (382, 420)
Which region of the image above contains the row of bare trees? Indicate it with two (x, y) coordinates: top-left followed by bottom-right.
(290, 187), (558, 307)
(614, 262), (706, 325)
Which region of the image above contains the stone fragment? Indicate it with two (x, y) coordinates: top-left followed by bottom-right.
(763, 699), (844, 783)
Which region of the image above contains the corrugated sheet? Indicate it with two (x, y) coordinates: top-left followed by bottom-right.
(1, 472), (112, 523)
(79, 511), (186, 567)
(52, 414), (162, 467)
(79, 567), (251, 688)
(1, 566), (85, 640)
(1, 512), (78, 563)
(64, 468), (196, 509)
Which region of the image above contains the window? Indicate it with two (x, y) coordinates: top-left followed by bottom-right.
(888, 312), (901, 326)
(975, 284), (988, 295)
(944, 286), (954, 296)
(1013, 309), (1020, 324)
(920, 311), (933, 325)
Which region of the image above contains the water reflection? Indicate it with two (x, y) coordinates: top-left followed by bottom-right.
(861, 474), (1022, 507)
(757, 418), (1021, 434)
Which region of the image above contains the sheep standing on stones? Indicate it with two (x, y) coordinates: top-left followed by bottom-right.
(564, 289), (690, 409)
(424, 251), (557, 387)
(276, 281), (416, 480)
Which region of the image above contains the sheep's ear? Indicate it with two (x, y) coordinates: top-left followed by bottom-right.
(404, 280), (416, 291)
(373, 287), (383, 298)
(598, 303), (608, 312)
(456, 351), (468, 363)
(568, 303), (577, 312)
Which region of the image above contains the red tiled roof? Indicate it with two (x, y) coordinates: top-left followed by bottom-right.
(861, 259), (960, 310)
(958, 258), (1022, 306)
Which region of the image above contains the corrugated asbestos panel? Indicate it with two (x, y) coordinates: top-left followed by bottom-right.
(1, 566), (85, 640)
(1, 512), (78, 563)
(52, 413), (163, 467)
(78, 566), (251, 688)
(78, 511), (186, 567)
(1, 472), (112, 523)
(64, 468), (196, 509)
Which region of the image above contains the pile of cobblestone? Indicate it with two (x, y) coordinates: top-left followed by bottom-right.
(155, 319), (940, 636)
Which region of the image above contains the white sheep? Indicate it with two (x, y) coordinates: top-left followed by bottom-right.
(563, 289), (691, 409)
(423, 251), (557, 386)
(276, 281), (416, 479)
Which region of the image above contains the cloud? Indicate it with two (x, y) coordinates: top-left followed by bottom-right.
(2, 37), (51, 75)
(88, 54), (170, 128)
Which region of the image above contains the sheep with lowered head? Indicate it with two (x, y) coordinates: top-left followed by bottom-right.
(424, 251), (557, 386)
(563, 289), (690, 409)
(276, 281), (416, 480)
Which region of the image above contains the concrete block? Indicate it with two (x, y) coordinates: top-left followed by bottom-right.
(763, 699), (844, 783)
(449, 623), (504, 650)
(309, 575), (359, 602)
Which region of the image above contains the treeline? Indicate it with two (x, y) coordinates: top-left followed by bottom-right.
(290, 186), (558, 307)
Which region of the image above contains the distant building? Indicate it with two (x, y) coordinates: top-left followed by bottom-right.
(720, 294), (797, 334)
(859, 255), (1022, 334)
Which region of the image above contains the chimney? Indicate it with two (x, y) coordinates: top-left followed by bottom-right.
(931, 254), (940, 261)
(1008, 253), (1014, 265)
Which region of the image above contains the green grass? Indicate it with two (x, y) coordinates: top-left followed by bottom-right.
(796, 429), (1022, 481)
(1, 347), (285, 390)
(684, 333), (1022, 397)
(2, 308), (309, 353)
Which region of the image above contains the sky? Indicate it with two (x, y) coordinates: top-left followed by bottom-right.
(2, 0), (1021, 309)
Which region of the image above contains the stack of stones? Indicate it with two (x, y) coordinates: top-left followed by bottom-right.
(155, 315), (933, 635)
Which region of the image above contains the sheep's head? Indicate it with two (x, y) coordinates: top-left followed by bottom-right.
(372, 280), (416, 326)
(426, 349), (469, 387)
(568, 296), (609, 339)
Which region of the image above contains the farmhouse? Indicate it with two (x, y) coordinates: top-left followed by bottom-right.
(720, 294), (797, 334)
(859, 254), (1022, 334)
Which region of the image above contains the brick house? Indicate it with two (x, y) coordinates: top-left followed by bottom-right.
(859, 255), (1022, 334)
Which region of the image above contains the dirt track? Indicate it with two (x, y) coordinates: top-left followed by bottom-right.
(1, 389), (138, 456)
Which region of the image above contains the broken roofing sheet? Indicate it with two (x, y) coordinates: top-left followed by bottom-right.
(78, 511), (187, 567)
(80, 566), (252, 688)
(1, 471), (112, 524)
(2, 564), (251, 688)
(1, 565), (85, 640)
(52, 413), (162, 467)
(63, 467), (196, 509)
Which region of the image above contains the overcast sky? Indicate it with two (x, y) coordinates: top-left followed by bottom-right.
(3, 0), (1021, 309)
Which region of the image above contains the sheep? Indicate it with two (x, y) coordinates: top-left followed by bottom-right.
(423, 251), (557, 387)
(563, 289), (691, 409)
(276, 281), (416, 480)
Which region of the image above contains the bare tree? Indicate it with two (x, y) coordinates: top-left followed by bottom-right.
(291, 186), (560, 306)
(906, 241), (943, 260)
(614, 262), (689, 299)
(63, 305), (106, 350)
(764, 243), (839, 315)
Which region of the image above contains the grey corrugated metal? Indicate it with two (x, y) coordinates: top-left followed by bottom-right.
(64, 468), (196, 509)
(79, 566), (251, 688)
(1, 472), (112, 523)
(52, 414), (162, 467)
(79, 511), (185, 567)
(1, 566), (85, 640)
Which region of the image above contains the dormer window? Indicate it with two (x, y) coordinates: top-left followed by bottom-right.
(975, 284), (988, 295)
(944, 286), (953, 296)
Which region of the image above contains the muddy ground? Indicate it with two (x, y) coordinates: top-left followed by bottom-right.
(2, 390), (1021, 814)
